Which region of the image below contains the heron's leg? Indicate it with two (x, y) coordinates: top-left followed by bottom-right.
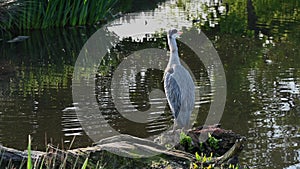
(180, 127), (185, 134)
(172, 120), (177, 133)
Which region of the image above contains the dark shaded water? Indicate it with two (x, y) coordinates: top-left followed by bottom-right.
(1, 0), (300, 168)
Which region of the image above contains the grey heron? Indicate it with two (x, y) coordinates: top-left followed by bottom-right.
(164, 29), (195, 132)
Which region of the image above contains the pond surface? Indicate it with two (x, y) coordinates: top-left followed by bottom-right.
(1, 0), (300, 168)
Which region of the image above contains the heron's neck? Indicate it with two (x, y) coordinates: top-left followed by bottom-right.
(168, 38), (181, 67)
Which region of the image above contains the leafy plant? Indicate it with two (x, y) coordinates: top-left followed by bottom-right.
(179, 132), (193, 151)
(229, 164), (240, 169)
(193, 152), (214, 169)
(208, 133), (219, 150)
(179, 132), (192, 144)
(195, 152), (213, 163)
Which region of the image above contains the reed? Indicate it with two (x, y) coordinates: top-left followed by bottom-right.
(81, 158), (89, 169)
(23, 135), (95, 169)
(0, 0), (26, 32)
(0, 0), (119, 31)
(27, 135), (32, 169)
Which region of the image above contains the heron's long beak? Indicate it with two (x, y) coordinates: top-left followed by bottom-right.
(176, 31), (183, 38)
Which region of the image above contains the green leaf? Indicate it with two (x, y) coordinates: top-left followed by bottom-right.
(81, 157), (89, 169)
(27, 135), (32, 169)
(195, 152), (201, 161)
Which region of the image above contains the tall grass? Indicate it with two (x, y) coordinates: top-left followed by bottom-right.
(81, 158), (88, 169)
(27, 135), (32, 169)
(0, 0), (118, 31)
(24, 135), (93, 169)
(0, 0), (27, 31)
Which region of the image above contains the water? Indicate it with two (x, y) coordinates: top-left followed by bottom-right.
(1, 0), (300, 168)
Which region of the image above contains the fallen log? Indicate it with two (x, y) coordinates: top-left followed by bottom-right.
(0, 125), (246, 169)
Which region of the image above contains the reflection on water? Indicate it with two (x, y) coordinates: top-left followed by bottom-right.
(96, 68), (173, 138)
(241, 67), (300, 168)
(0, 0), (300, 168)
(247, 69), (299, 112)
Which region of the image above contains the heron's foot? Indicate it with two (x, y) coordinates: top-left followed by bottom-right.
(172, 127), (177, 134)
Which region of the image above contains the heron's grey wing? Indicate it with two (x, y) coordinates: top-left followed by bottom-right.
(164, 69), (181, 118)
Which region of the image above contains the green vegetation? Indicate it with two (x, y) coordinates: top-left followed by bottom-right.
(179, 132), (192, 145)
(0, 0), (166, 32)
(81, 157), (89, 169)
(193, 152), (240, 169)
(0, 0), (25, 31)
(195, 152), (213, 163)
(27, 135), (32, 169)
(193, 152), (213, 169)
(193, 0), (300, 39)
(179, 132), (193, 151)
(116, 0), (165, 13)
(0, 0), (118, 31)
(228, 164), (239, 169)
(207, 133), (220, 150)
(22, 135), (95, 169)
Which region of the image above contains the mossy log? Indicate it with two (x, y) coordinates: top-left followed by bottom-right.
(0, 125), (246, 169)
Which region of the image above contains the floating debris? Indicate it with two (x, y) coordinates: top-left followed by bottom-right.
(264, 59), (272, 64)
(62, 106), (80, 112)
(7, 36), (29, 43)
